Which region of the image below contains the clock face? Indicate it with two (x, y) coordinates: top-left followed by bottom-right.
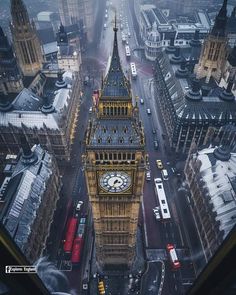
(99, 171), (131, 193)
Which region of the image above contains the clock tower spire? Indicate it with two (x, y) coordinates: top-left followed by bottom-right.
(84, 20), (146, 269)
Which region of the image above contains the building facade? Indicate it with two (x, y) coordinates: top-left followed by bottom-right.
(0, 70), (80, 162)
(10, 0), (44, 77)
(184, 145), (236, 261)
(0, 26), (23, 97)
(58, 0), (98, 43)
(153, 0), (236, 154)
(0, 143), (61, 263)
(57, 24), (81, 73)
(84, 23), (146, 268)
(195, 0), (228, 83)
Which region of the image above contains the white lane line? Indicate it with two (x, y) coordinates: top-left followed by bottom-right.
(141, 199), (149, 248)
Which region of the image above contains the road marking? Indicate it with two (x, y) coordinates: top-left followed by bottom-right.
(141, 200), (149, 247)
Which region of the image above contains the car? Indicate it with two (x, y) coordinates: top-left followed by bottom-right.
(128, 32), (131, 38)
(104, 23), (107, 29)
(152, 128), (156, 134)
(140, 98), (144, 104)
(153, 207), (161, 220)
(126, 40), (129, 45)
(156, 159), (163, 169)
(154, 140), (159, 150)
(171, 167), (176, 174)
(146, 108), (151, 115)
(161, 169), (168, 180)
(146, 171), (151, 181)
(89, 107), (92, 114)
(76, 201), (83, 211)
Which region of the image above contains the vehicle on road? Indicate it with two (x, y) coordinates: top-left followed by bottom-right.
(154, 140), (159, 150)
(125, 45), (131, 59)
(76, 201), (83, 211)
(166, 243), (181, 270)
(153, 206), (161, 220)
(154, 178), (171, 221)
(105, 14), (108, 19)
(128, 32), (131, 38)
(122, 32), (126, 43)
(71, 217), (86, 265)
(156, 159), (163, 169)
(130, 62), (137, 79)
(89, 107), (92, 114)
(146, 108), (151, 115)
(161, 169), (168, 180)
(152, 128), (156, 134)
(103, 23), (107, 29)
(140, 98), (144, 104)
(63, 217), (78, 256)
(146, 171), (151, 181)
(126, 40), (129, 45)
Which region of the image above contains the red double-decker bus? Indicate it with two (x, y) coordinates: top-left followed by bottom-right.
(71, 217), (86, 265)
(63, 217), (78, 255)
(166, 243), (181, 270)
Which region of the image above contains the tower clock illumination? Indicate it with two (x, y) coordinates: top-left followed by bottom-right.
(99, 171), (131, 193)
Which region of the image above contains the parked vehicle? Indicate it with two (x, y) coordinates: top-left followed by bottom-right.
(146, 108), (151, 115)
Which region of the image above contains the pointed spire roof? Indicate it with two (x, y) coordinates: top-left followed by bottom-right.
(211, 0), (228, 37)
(11, 0), (30, 27)
(101, 16), (130, 99)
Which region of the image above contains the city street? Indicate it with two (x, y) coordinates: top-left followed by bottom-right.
(47, 0), (198, 294)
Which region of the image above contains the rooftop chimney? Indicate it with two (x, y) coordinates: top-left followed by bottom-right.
(0, 96), (13, 112)
(175, 60), (189, 78)
(55, 70), (67, 88)
(170, 46), (182, 64)
(41, 95), (55, 114)
(165, 33), (176, 54)
(185, 77), (202, 101)
(20, 135), (38, 165)
(213, 145), (231, 161)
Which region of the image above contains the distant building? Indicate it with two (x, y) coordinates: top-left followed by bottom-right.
(58, 0), (98, 44)
(195, 0), (228, 83)
(57, 24), (81, 72)
(0, 26), (23, 97)
(0, 142), (61, 263)
(136, 0), (235, 62)
(10, 0), (44, 77)
(144, 22), (162, 61)
(153, 0), (236, 154)
(184, 145), (236, 261)
(0, 70), (80, 162)
(139, 5), (209, 51)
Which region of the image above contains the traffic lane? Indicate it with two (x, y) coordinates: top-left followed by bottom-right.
(141, 261), (162, 295)
(178, 189), (207, 274)
(143, 180), (164, 248)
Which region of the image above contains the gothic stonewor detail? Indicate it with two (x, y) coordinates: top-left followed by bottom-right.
(84, 19), (146, 268)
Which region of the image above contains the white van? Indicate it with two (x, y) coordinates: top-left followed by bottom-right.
(161, 169), (168, 180)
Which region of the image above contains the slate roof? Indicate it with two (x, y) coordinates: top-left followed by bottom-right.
(155, 50), (236, 123)
(1, 145), (54, 252)
(87, 119), (143, 149)
(194, 147), (236, 240)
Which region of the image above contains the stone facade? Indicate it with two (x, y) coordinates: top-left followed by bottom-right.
(10, 0), (44, 77)
(84, 25), (146, 268)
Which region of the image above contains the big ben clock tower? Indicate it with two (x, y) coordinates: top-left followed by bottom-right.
(84, 20), (146, 268)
